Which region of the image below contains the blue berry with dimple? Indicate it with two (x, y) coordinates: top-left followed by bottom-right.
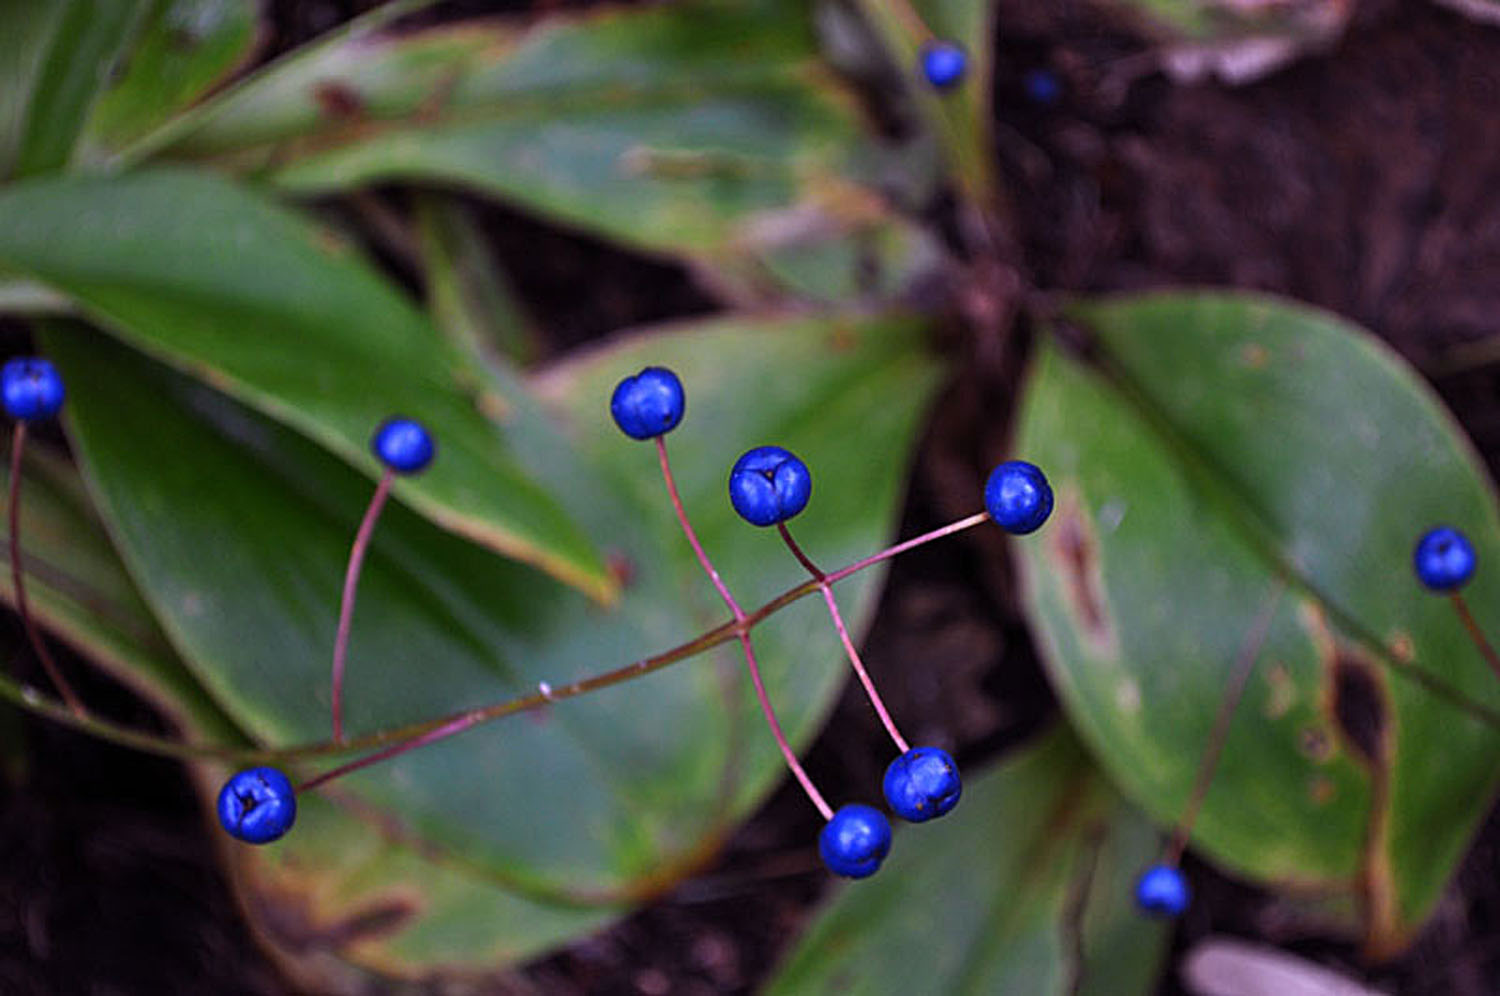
(920, 40), (967, 89)
(218, 767), (297, 844)
(1, 357), (65, 421)
(371, 417), (436, 474)
(1134, 864), (1189, 917)
(610, 367), (685, 440)
(819, 803), (892, 878)
(985, 460), (1053, 534)
(1414, 526), (1476, 592)
(883, 746), (961, 822)
(729, 445), (812, 527)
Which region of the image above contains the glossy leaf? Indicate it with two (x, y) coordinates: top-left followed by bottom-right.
(766, 728), (1170, 995)
(76, 0), (262, 161)
(1015, 291), (1500, 953)
(44, 309), (941, 971)
(156, 0), (904, 263)
(0, 169), (611, 599)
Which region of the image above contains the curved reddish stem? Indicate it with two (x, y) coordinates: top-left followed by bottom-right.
(779, 523), (909, 754)
(331, 469), (394, 743)
(655, 437), (830, 818)
(1449, 592), (1500, 684)
(300, 712), (478, 793)
(1163, 580), (1284, 866)
(825, 511), (991, 585)
(9, 423), (86, 716)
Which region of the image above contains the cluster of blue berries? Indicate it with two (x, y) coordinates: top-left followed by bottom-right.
(611, 366), (1052, 880)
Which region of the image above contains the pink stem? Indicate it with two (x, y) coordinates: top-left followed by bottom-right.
(655, 437), (830, 818)
(780, 523), (909, 754)
(656, 437), (745, 622)
(331, 469), (394, 743)
(739, 631), (832, 820)
(9, 422), (86, 717)
(826, 510), (991, 585)
(300, 712), (478, 792)
(1450, 592), (1500, 684)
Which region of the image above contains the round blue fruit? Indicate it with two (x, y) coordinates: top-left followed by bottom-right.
(985, 460), (1053, 534)
(819, 803), (893, 879)
(371, 417), (436, 474)
(1414, 526), (1476, 592)
(610, 367), (685, 440)
(920, 40), (967, 89)
(218, 767), (297, 844)
(1134, 864), (1189, 917)
(729, 445), (812, 527)
(883, 746), (962, 822)
(1, 357), (66, 421)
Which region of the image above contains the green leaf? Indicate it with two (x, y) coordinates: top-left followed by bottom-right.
(9, 0), (155, 177)
(1015, 291), (1500, 953)
(43, 308), (941, 971)
(0, 169), (611, 599)
(76, 0), (263, 162)
(156, 0), (899, 261)
(765, 728), (1170, 995)
(0, 1), (66, 180)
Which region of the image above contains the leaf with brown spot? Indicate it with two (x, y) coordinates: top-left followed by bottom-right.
(1016, 291), (1500, 950)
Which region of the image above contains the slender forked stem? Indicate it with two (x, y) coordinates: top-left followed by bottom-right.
(8, 423), (85, 717)
(1449, 592), (1500, 684)
(655, 437), (833, 818)
(1163, 579), (1286, 867)
(779, 522), (909, 755)
(330, 469), (394, 743)
(299, 712), (478, 792)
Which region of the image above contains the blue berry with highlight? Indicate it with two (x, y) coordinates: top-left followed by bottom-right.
(1134, 864), (1189, 917)
(920, 40), (967, 89)
(610, 367), (685, 440)
(218, 767), (297, 844)
(1414, 526), (1476, 592)
(819, 803), (892, 879)
(372, 417), (435, 474)
(985, 460), (1053, 534)
(729, 445), (812, 527)
(1, 357), (65, 421)
(883, 746), (961, 822)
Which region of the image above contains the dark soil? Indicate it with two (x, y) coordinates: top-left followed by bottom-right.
(6, 0), (1500, 993)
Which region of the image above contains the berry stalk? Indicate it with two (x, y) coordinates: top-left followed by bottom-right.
(779, 522), (909, 754)
(1448, 592), (1500, 684)
(330, 468), (394, 743)
(656, 437), (744, 622)
(1163, 579), (1285, 866)
(8, 422), (86, 717)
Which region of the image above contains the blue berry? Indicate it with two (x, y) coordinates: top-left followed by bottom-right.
(371, 417), (435, 474)
(1414, 526), (1476, 592)
(883, 746), (961, 822)
(610, 367), (685, 440)
(920, 41), (967, 89)
(217, 767), (297, 844)
(1134, 864), (1190, 917)
(729, 445), (812, 527)
(1023, 68), (1062, 106)
(819, 803), (892, 879)
(985, 460), (1053, 534)
(1, 357), (65, 421)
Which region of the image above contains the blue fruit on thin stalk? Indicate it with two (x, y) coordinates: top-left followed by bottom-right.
(1, 357), (65, 421)
(218, 767), (298, 844)
(371, 417), (436, 474)
(985, 460), (1053, 534)
(610, 367), (685, 440)
(1413, 525), (1476, 592)
(920, 41), (967, 88)
(1134, 863), (1190, 917)
(883, 746), (962, 822)
(820, 803), (893, 878)
(729, 445), (812, 527)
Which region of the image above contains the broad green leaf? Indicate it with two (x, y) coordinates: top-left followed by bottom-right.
(76, 0), (263, 162)
(0, 1), (66, 180)
(0, 169), (611, 599)
(766, 728), (1169, 995)
(1015, 291), (1500, 953)
(43, 309), (941, 969)
(156, 0), (903, 262)
(10, 0), (155, 177)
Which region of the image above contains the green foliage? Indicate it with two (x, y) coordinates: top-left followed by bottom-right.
(0, 0), (1495, 987)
